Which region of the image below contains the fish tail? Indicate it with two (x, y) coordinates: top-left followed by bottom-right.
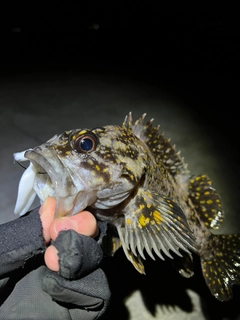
(201, 233), (240, 301)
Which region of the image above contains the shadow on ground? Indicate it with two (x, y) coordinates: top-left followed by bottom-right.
(102, 249), (240, 320)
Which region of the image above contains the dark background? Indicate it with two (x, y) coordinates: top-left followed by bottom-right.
(1, 3), (239, 134)
(1, 3), (239, 71)
(1, 3), (240, 320)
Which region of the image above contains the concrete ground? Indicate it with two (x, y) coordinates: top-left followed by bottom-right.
(0, 65), (239, 319)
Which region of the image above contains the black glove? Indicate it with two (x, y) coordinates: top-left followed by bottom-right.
(0, 230), (111, 320)
(53, 229), (104, 279)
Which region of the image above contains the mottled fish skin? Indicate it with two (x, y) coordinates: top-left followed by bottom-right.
(122, 114), (240, 301)
(15, 112), (240, 302)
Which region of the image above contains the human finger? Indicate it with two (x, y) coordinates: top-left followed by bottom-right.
(39, 197), (56, 243)
(44, 245), (59, 271)
(49, 210), (98, 241)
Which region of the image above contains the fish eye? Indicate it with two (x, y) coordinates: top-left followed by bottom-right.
(74, 133), (97, 153)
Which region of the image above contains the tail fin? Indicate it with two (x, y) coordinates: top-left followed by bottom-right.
(201, 234), (240, 301)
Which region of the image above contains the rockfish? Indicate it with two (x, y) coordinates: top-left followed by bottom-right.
(14, 113), (240, 301)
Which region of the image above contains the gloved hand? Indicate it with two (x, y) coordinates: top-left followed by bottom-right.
(0, 230), (111, 320)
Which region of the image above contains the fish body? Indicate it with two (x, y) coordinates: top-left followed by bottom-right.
(14, 113), (240, 301)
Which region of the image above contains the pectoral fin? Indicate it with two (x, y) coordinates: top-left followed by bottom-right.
(117, 225), (145, 274)
(120, 188), (197, 273)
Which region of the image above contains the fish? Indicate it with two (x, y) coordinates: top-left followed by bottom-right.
(14, 112), (240, 302)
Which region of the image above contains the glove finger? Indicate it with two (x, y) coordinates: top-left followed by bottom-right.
(53, 229), (103, 279)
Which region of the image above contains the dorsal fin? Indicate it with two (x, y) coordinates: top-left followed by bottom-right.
(123, 112), (189, 176)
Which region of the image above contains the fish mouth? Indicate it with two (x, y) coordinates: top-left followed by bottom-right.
(14, 149), (91, 217)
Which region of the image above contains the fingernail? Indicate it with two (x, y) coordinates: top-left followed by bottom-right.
(54, 218), (77, 235)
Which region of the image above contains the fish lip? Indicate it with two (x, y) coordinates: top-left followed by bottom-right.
(23, 148), (100, 217)
(24, 149), (62, 191)
(24, 149), (79, 215)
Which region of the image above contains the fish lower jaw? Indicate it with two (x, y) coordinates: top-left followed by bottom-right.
(13, 159), (80, 217)
(35, 183), (93, 218)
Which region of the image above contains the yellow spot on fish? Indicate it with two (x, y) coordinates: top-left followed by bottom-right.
(153, 210), (164, 224)
(126, 218), (131, 225)
(113, 243), (117, 251)
(87, 159), (94, 165)
(147, 192), (153, 199)
(204, 191), (210, 195)
(96, 165), (101, 171)
(79, 130), (87, 135)
(138, 214), (150, 227)
(207, 199), (213, 204)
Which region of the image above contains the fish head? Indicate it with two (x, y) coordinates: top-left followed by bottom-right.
(14, 125), (148, 217)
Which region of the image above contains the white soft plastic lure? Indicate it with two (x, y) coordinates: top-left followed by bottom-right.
(14, 150), (37, 216)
